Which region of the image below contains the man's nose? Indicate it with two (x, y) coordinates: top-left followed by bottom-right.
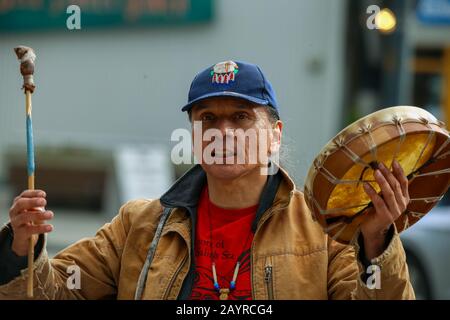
(216, 119), (236, 138)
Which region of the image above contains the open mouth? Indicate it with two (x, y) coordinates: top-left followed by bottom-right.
(211, 150), (237, 158)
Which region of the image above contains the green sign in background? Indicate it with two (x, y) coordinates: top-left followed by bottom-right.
(0, 0), (213, 31)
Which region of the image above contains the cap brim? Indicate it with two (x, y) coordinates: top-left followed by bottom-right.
(181, 91), (269, 112)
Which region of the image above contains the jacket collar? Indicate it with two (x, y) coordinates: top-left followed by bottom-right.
(160, 164), (207, 209)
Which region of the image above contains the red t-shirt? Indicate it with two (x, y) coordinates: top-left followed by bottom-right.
(189, 186), (257, 300)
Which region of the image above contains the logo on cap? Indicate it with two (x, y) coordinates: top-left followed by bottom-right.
(210, 60), (239, 84)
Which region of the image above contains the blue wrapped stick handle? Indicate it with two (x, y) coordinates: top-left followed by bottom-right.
(26, 110), (35, 179)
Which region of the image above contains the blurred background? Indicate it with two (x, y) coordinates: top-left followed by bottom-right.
(0, 0), (449, 299)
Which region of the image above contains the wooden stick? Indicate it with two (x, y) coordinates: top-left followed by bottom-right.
(14, 46), (36, 299)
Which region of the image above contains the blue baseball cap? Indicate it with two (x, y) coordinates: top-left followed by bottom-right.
(181, 60), (279, 114)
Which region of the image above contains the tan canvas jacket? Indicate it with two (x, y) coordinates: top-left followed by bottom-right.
(0, 165), (415, 299)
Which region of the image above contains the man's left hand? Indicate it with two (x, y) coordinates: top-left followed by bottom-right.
(361, 160), (410, 260)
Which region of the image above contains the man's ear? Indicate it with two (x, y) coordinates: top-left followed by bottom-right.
(270, 120), (283, 154)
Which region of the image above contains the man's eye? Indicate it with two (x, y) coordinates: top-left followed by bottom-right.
(201, 114), (214, 121)
(235, 113), (249, 120)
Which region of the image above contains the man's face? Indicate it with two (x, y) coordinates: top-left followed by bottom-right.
(190, 97), (282, 180)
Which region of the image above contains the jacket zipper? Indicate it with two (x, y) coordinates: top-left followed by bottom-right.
(251, 197), (291, 299)
(251, 209), (273, 299)
(162, 249), (189, 299)
(264, 258), (274, 300)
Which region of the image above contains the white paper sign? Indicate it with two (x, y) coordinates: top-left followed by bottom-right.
(115, 144), (174, 202)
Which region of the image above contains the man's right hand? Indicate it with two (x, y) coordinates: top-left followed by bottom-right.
(9, 190), (54, 256)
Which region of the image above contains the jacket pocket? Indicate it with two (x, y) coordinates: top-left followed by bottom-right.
(264, 256), (274, 300)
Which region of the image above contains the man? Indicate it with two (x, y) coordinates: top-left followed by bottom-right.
(0, 60), (414, 299)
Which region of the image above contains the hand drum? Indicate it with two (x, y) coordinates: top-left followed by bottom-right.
(304, 106), (450, 244)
